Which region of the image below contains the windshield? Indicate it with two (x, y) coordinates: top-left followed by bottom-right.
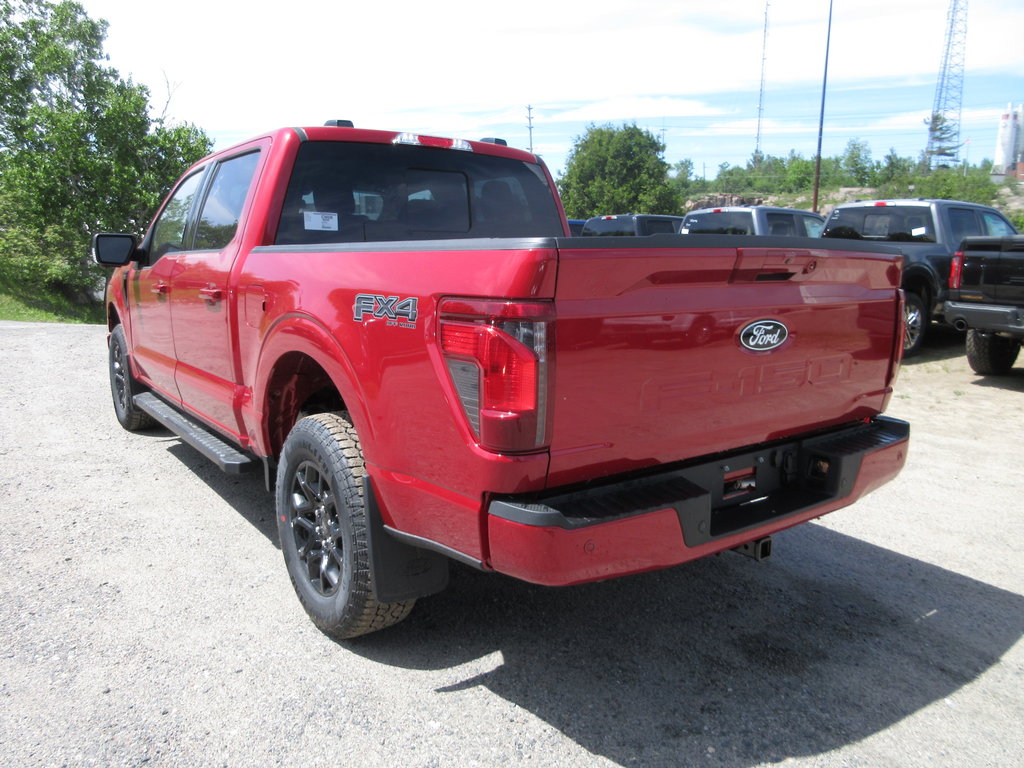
(822, 206), (936, 243)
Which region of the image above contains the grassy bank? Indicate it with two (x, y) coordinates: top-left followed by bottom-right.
(0, 271), (104, 324)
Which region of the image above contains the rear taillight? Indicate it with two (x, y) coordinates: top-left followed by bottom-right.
(949, 252), (964, 289)
(439, 298), (552, 453)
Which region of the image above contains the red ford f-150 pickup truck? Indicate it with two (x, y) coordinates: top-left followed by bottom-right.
(94, 124), (910, 638)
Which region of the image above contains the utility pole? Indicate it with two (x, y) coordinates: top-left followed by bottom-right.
(526, 105), (534, 154)
(811, 0), (833, 213)
(925, 0), (968, 169)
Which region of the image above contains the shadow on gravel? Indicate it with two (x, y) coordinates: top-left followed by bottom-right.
(165, 442), (278, 544)
(902, 324), (965, 365)
(969, 369), (1024, 393)
(350, 523), (1023, 767)
(141, 392), (1022, 766)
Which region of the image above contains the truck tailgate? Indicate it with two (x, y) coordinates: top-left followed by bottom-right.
(547, 239), (902, 487)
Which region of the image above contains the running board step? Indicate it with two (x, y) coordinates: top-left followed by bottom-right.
(134, 393), (256, 474)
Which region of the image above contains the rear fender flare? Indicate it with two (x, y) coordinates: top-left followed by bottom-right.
(252, 313), (373, 460)
(900, 264), (939, 313)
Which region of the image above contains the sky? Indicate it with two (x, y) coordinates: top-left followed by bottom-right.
(78, 0), (1024, 181)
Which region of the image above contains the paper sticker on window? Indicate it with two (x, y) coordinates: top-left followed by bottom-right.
(304, 211), (338, 231)
(911, 226), (926, 237)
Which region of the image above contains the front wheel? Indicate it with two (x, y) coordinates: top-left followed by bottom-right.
(276, 412), (415, 639)
(108, 324), (155, 431)
(965, 330), (1021, 375)
(902, 291), (928, 357)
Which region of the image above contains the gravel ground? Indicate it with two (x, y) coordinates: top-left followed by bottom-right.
(0, 320), (1021, 768)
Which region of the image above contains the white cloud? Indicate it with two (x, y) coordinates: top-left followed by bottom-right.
(76, 0), (1024, 175)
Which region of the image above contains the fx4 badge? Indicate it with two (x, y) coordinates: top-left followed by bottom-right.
(353, 294), (419, 328)
(739, 319), (788, 351)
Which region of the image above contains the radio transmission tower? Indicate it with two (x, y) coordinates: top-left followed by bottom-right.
(925, 0), (968, 169)
(754, 1), (770, 161)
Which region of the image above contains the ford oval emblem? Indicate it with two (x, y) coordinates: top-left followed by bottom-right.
(739, 319), (789, 351)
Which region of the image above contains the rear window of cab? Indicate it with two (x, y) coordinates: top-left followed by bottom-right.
(275, 141), (564, 244)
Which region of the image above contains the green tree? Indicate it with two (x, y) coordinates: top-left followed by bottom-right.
(783, 151), (815, 192)
(714, 162), (752, 194)
(558, 123), (680, 218)
(913, 165), (997, 205)
(670, 158), (709, 199)
(1006, 209), (1024, 233)
(924, 112), (960, 169)
(840, 139), (873, 186)
(0, 0), (211, 297)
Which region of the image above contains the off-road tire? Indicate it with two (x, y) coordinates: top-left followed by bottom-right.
(276, 412), (415, 639)
(108, 324), (156, 431)
(965, 330), (1021, 375)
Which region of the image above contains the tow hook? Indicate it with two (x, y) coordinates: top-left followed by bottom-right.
(732, 536), (773, 561)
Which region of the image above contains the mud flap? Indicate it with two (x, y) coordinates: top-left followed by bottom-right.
(363, 478), (450, 603)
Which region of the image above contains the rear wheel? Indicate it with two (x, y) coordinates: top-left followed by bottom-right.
(108, 325), (155, 431)
(902, 291), (928, 357)
(276, 412), (415, 639)
(965, 330), (1021, 375)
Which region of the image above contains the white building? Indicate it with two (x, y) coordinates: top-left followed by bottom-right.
(993, 103), (1024, 175)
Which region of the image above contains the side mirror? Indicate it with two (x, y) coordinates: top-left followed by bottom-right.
(92, 233), (139, 267)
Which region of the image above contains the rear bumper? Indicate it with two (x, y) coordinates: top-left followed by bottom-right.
(486, 416), (909, 585)
(944, 301), (1024, 336)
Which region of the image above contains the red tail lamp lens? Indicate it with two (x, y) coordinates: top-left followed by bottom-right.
(949, 252), (963, 289)
(439, 299), (551, 453)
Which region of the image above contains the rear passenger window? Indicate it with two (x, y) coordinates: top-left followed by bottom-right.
(194, 151), (261, 250)
(766, 213), (796, 236)
(949, 208), (982, 244)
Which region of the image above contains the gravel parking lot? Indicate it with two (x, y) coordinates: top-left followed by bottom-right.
(1, 320), (1021, 768)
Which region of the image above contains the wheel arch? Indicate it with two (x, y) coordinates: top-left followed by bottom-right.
(901, 267), (937, 314)
(253, 315), (374, 462)
(106, 303), (121, 331)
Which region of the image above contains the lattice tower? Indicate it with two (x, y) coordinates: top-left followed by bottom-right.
(755, 1), (770, 158)
(925, 0), (968, 168)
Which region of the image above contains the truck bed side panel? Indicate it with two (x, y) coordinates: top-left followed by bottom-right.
(238, 240), (558, 562)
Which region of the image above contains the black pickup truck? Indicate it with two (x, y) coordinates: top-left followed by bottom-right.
(945, 235), (1024, 374)
(822, 199), (1018, 355)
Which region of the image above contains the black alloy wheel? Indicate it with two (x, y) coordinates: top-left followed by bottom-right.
(108, 325), (154, 431)
(276, 413), (415, 639)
